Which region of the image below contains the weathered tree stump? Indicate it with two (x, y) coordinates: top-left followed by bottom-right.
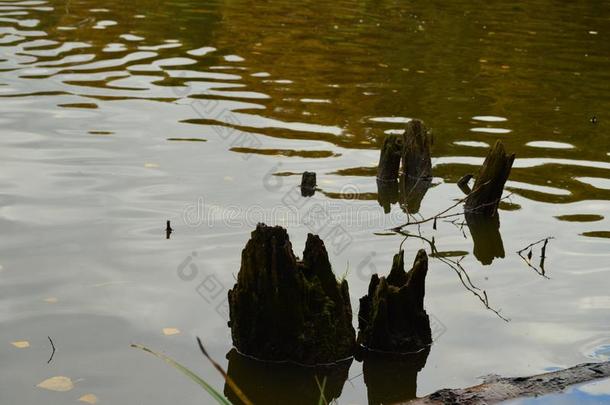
(376, 134), (403, 181)
(357, 249), (432, 353)
(301, 171), (316, 197)
(228, 224), (355, 365)
(465, 140), (515, 216)
(402, 119), (432, 179)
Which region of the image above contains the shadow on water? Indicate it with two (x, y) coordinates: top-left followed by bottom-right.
(376, 175), (433, 214)
(224, 349), (352, 405)
(361, 347), (430, 405)
(465, 212), (505, 266)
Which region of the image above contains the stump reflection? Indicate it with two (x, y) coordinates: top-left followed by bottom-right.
(465, 212), (505, 265)
(224, 349), (352, 405)
(362, 346), (430, 405)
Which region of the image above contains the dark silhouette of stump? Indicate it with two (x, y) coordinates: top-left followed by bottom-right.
(228, 224), (355, 365)
(376, 134), (403, 181)
(399, 175), (432, 214)
(465, 141), (514, 216)
(465, 212), (505, 265)
(357, 249), (432, 353)
(224, 349), (352, 405)
(301, 171), (316, 197)
(376, 179), (399, 214)
(362, 347), (430, 405)
(402, 119), (432, 179)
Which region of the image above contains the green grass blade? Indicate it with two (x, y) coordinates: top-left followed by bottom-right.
(131, 344), (232, 405)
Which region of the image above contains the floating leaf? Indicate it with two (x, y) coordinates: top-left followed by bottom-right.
(78, 394), (99, 404)
(163, 328), (180, 336)
(44, 297), (58, 304)
(144, 163), (159, 168)
(36, 376), (74, 392)
(11, 340), (30, 348)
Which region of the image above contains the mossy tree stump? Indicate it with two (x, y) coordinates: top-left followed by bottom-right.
(357, 249), (432, 353)
(228, 224), (355, 365)
(465, 140), (515, 216)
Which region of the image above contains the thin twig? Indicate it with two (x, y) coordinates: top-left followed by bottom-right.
(517, 237), (554, 278)
(47, 336), (56, 364)
(196, 337), (254, 405)
(396, 230), (509, 322)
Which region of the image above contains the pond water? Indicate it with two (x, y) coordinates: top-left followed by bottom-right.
(0, 0), (609, 404)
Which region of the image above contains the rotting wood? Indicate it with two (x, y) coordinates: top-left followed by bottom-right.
(408, 360), (610, 405)
(401, 119), (432, 179)
(357, 249), (432, 353)
(376, 133), (403, 181)
(465, 140), (515, 216)
(228, 224), (355, 365)
(301, 171), (316, 197)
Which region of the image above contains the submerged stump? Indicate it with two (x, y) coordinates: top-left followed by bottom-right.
(402, 119), (432, 179)
(228, 224), (355, 365)
(376, 133), (403, 181)
(357, 249), (432, 353)
(465, 140), (515, 216)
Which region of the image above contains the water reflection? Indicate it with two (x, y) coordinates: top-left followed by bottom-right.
(465, 212), (505, 266)
(224, 349), (352, 405)
(376, 175), (433, 214)
(361, 348), (430, 405)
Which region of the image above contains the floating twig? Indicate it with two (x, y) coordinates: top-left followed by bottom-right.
(517, 237), (554, 278)
(47, 336), (56, 364)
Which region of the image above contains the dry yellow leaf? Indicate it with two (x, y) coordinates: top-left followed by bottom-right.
(11, 340), (30, 348)
(162, 328), (180, 336)
(36, 376), (74, 392)
(44, 297), (59, 304)
(78, 393), (99, 404)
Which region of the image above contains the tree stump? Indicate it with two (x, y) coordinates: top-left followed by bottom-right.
(357, 249), (432, 353)
(228, 224), (355, 365)
(465, 140), (515, 216)
(376, 133), (403, 181)
(301, 171), (316, 197)
(402, 119), (432, 179)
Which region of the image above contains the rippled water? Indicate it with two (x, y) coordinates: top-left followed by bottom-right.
(0, 0), (609, 404)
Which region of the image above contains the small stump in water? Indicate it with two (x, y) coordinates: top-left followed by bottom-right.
(376, 133), (403, 181)
(465, 140), (515, 216)
(300, 171), (316, 197)
(357, 249), (432, 353)
(228, 224), (355, 365)
(402, 119), (432, 179)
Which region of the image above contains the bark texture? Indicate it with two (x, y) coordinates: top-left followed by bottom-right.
(357, 249), (432, 353)
(409, 361), (610, 405)
(401, 119), (432, 179)
(228, 224), (355, 365)
(376, 133), (403, 181)
(465, 140), (515, 216)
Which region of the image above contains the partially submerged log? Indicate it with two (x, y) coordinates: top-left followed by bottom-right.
(402, 119), (432, 179)
(357, 249), (432, 353)
(465, 140), (515, 216)
(300, 171), (316, 197)
(228, 224), (355, 365)
(376, 133), (403, 181)
(409, 360), (610, 405)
